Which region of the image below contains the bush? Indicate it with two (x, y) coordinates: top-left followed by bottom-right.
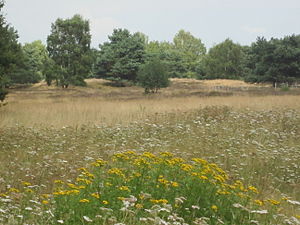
(137, 58), (169, 93)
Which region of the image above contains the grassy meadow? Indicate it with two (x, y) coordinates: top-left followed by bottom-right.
(0, 79), (300, 224)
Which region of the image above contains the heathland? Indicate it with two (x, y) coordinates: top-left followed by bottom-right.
(0, 79), (300, 225)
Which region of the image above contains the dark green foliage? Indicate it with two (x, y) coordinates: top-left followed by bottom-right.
(200, 39), (244, 79)
(137, 57), (169, 93)
(0, 0), (23, 101)
(95, 29), (145, 81)
(243, 35), (300, 86)
(47, 14), (92, 88)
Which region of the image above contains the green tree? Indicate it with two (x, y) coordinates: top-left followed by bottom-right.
(137, 57), (169, 93)
(96, 28), (145, 81)
(202, 39), (244, 79)
(244, 35), (300, 87)
(47, 14), (92, 88)
(173, 29), (206, 77)
(0, 0), (22, 102)
(22, 40), (49, 81)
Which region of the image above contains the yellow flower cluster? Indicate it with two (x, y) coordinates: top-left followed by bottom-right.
(150, 199), (168, 204)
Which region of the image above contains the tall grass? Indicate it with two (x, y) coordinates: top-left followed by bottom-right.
(1, 95), (300, 127)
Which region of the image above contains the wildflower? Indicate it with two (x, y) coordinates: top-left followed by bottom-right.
(8, 188), (20, 193)
(54, 180), (64, 184)
(181, 163), (193, 171)
(41, 194), (49, 199)
(119, 186), (130, 191)
(102, 200), (109, 205)
(287, 200), (300, 206)
(211, 205), (218, 211)
(150, 199), (168, 204)
(171, 181), (179, 187)
(268, 199), (280, 205)
(248, 185), (259, 194)
(192, 158), (208, 164)
(79, 199), (90, 203)
(21, 181), (31, 186)
(91, 192), (100, 199)
(254, 199), (264, 206)
(192, 205), (200, 210)
(135, 203), (143, 209)
(83, 216), (93, 222)
(42, 200), (49, 204)
(251, 209), (268, 214)
(57, 220), (64, 224)
(25, 207), (33, 211)
(105, 182), (113, 186)
(199, 175), (208, 180)
(25, 188), (34, 193)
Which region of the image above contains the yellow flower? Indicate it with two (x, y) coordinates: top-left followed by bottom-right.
(9, 188), (20, 193)
(254, 200), (264, 206)
(41, 194), (50, 199)
(199, 175), (208, 180)
(102, 200), (109, 205)
(150, 199), (168, 204)
(181, 163), (193, 172)
(105, 182), (113, 187)
(79, 199), (90, 203)
(248, 186), (259, 194)
(171, 181), (179, 187)
(67, 183), (77, 189)
(268, 199), (280, 205)
(211, 205), (218, 211)
(192, 158), (208, 164)
(135, 203), (143, 209)
(91, 192), (100, 199)
(54, 180), (64, 184)
(119, 186), (130, 191)
(42, 200), (49, 204)
(25, 188), (34, 193)
(108, 168), (125, 178)
(21, 181), (31, 186)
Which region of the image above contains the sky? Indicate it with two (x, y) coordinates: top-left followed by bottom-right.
(3, 0), (300, 49)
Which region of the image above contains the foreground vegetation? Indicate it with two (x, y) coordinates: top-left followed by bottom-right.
(1, 80), (300, 224)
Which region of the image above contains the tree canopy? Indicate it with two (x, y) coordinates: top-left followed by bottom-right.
(137, 57), (169, 93)
(243, 35), (300, 86)
(201, 39), (244, 79)
(0, 0), (22, 101)
(96, 28), (145, 81)
(47, 14), (92, 87)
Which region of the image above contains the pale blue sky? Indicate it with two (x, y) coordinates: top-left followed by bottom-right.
(3, 0), (300, 49)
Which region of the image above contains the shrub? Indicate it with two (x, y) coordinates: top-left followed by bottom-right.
(137, 58), (169, 93)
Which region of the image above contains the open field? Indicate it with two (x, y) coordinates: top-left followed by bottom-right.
(1, 79), (300, 128)
(0, 79), (300, 224)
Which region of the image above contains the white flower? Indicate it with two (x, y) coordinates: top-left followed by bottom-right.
(287, 200), (300, 206)
(83, 216), (93, 222)
(191, 205), (200, 210)
(57, 220), (64, 224)
(251, 209), (268, 214)
(25, 207), (33, 211)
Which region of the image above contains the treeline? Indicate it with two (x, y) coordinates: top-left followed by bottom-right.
(1, 3), (300, 101)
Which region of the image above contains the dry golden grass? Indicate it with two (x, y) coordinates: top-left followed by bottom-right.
(1, 79), (300, 127)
